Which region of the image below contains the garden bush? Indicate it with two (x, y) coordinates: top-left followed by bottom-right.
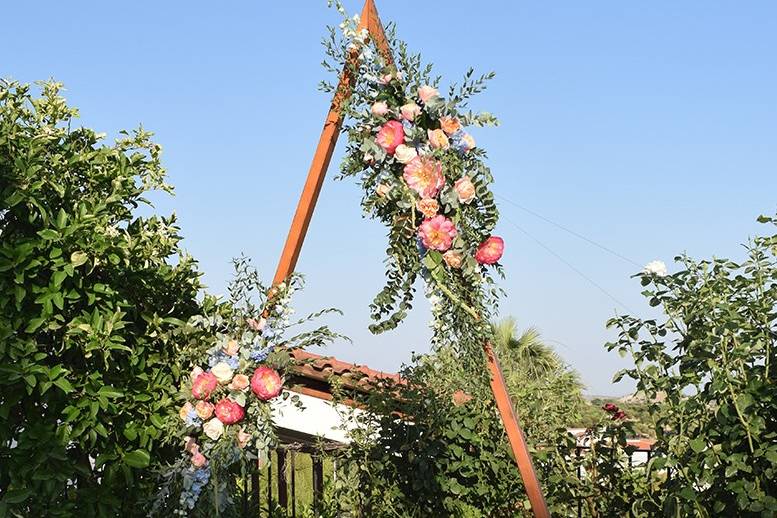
(0, 80), (202, 516)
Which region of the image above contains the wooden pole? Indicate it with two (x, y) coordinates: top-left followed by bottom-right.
(269, 1), (549, 516)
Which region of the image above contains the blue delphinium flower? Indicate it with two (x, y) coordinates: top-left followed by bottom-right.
(249, 346), (272, 363)
(185, 408), (201, 427)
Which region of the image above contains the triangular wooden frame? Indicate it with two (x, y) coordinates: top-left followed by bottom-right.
(270, 2), (549, 516)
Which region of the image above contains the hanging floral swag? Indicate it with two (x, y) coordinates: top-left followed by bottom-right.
(323, 4), (505, 361)
(153, 258), (344, 515)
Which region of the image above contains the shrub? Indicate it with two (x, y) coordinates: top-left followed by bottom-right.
(0, 80), (201, 516)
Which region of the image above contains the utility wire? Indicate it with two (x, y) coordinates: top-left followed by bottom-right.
(501, 214), (635, 314)
(495, 194), (642, 269)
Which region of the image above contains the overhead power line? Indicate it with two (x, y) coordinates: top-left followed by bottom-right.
(501, 214), (635, 314)
(495, 194), (642, 269)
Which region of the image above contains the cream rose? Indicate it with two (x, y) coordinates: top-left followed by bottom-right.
(400, 102), (421, 121)
(394, 144), (418, 164)
(211, 361), (234, 384)
(203, 417), (224, 440)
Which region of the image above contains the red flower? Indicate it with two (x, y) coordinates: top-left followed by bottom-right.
(602, 403), (618, 413)
(214, 398), (245, 425)
(474, 236), (504, 265)
(376, 120), (405, 155)
(191, 371), (218, 400)
(612, 410), (627, 421)
(251, 367), (283, 401)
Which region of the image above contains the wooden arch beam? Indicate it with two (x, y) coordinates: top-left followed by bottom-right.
(271, 2), (550, 516)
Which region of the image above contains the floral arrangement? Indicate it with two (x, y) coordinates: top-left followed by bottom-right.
(322, 5), (505, 360)
(155, 258), (343, 515)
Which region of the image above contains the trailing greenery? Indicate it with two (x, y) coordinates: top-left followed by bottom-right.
(0, 80), (201, 516)
(322, 3), (504, 370)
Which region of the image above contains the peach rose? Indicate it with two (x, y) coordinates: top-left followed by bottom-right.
(443, 250), (463, 269)
(400, 102), (421, 121)
(376, 120), (405, 155)
(228, 374), (250, 391)
(417, 198), (439, 219)
(195, 400), (214, 420)
(418, 85), (439, 103)
(427, 129), (449, 150)
(371, 101), (389, 116)
(179, 401), (194, 421)
(236, 428), (251, 449)
(474, 236), (505, 265)
(454, 176), (476, 204)
(223, 338), (239, 356)
(376, 183), (392, 198)
(417, 215), (457, 252)
(393, 144), (418, 164)
(440, 116), (461, 135)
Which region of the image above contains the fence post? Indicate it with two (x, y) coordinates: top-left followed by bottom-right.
(312, 454), (324, 513)
(277, 448), (288, 511)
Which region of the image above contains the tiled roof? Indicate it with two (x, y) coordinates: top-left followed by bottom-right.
(289, 349), (402, 394)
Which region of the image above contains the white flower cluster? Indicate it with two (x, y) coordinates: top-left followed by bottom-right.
(643, 260), (668, 277)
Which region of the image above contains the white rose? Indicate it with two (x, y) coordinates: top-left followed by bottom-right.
(211, 361), (234, 384)
(394, 144), (418, 164)
(203, 418), (224, 440)
(643, 260), (668, 277)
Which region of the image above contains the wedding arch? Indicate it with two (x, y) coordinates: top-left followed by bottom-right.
(269, 1), (549, 516)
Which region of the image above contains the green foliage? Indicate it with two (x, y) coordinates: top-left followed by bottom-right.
(606, 213), (777, 516)
(0, 80), (202, 516)
(324, 348), (527, 517)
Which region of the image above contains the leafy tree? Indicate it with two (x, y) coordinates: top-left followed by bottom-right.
(0, 80), (202, 516)
(491, 317), (586, 442)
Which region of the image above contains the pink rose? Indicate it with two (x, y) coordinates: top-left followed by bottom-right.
(427, 129), (449, 150)
(400, 102), (421, 121)
(371, 101), (389, 116)
(251, 367), (283, 401)
(236, 428), (251, 449)
(379, 73), (393, 85)
(246, 317), (265, 332)
(418, 85), (439, 103)
(223, 338), (239, 356)
(376, 183), (392, 198)
(418, 216), (458, 252)
(195, 400), (214, 420)
(375, 120), (405, 155)
(417, 198), (439, 219)
(191, 371), (218, 400)
(184, 436), (199, 454)
(403, 156), (445, 198)
(393, 144), (418, 164)
(440, 116), (461, 135)
(191, 451), (207, 468)
(454, 176), (476, 204)
(214, 398), (245, 425)
(443, 250), (463, 269)
(228, 374), (250, 392)
(474, 236), (504, 265)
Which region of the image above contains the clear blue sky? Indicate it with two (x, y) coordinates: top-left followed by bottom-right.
(4, 1), (775, 395)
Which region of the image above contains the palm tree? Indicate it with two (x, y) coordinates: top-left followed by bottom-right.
(491, 317), (565, 379)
